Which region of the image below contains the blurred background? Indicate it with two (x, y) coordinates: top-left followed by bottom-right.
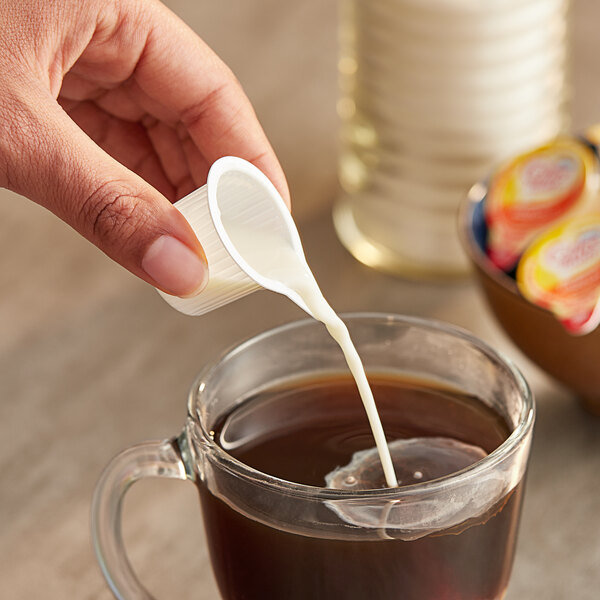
(0, 1), (599, 599)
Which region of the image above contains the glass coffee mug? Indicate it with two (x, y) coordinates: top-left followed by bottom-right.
(92, 314), (534, 600)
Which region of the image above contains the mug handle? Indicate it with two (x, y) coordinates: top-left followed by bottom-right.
(91, 439), (188, 600)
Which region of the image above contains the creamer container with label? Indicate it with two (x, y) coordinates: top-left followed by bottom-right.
(517, 213), (600, 335)
(485, 139), (599, 272)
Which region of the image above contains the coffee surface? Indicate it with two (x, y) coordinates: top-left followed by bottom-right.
(215, 374), (509, 487)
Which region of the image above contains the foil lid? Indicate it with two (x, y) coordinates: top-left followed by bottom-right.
(485, 138), (599, 271)
(517, 213), (600, 335)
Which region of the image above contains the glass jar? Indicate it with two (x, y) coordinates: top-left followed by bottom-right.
(334, 0), (571, 278)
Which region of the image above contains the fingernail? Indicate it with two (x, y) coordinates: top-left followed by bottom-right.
(142, 235), (208, 297)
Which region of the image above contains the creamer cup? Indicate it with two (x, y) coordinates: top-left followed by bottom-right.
(517, 213), (600, 335)
(157, 157), (313, 317)
(485, 138), (599, 271)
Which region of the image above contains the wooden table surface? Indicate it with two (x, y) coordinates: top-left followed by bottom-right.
(1, 1), (599, 598)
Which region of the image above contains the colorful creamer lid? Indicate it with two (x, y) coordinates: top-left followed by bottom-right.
(517, 213), (600, 335)
(485, 139), (599, 271)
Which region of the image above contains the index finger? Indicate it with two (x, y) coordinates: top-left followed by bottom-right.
(132, 1), (290, 206)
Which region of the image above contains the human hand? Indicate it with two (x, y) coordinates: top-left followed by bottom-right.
(0, 0), (289, 297)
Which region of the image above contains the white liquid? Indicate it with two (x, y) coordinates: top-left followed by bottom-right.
(224, 225), (399, 488)
(289, 274), (399, 489)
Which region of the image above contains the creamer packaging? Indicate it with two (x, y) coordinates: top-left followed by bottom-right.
(517, 213), (600, 335)
(484, 138), (599, 272)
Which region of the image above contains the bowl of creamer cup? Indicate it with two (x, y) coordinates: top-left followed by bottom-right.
(157, 156), (314, 317)
(459, 182), (600, 416)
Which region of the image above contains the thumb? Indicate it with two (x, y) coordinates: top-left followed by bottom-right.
(1, 87), (208, 298)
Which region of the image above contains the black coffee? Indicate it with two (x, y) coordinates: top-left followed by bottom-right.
(198, 375), (522, 600)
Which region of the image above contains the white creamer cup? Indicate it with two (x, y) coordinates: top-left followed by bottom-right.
(158, 156), (312, 316)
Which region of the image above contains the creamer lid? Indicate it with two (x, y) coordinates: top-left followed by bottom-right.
(485, 139), (599, 271)
(517, 212), (600, 335)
